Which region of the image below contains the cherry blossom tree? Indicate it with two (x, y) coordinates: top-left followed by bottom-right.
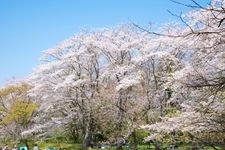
(27, 25), (151, 149)
(141, 0), (225, 148)
(22, 1), (225, 149)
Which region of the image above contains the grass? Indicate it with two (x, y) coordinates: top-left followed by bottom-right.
(37, 142), (82, 150)
(5, 141), (224, 150)
(37, 143), (225, 150)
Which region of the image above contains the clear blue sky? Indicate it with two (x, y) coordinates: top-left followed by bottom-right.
(0, 0), (208, 86)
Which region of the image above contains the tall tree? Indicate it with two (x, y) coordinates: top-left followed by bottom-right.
(142, 0), (225, 148)
(0, 83), (38, 143)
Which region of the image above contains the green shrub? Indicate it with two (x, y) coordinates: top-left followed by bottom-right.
(128, 128), (149, 145)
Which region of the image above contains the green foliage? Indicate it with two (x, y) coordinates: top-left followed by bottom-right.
(0, 84), (37, 126)
(128, 128), (149, 145)
(44, 129), (71, 143)
(3, 99), (38, 126)
(36, 142), (82, 150)
(164, 107), (181, 117)
(1, 138), (224, 150)
(0, 83), (39, 141)
(0, 83), (31, 97)
(92, 133), (107, 143)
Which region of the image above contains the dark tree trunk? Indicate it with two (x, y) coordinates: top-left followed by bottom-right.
(25, 140), (30, 150)
(71, 127), (80, 143)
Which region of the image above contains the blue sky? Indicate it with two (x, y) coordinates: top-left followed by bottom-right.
(0, 0), (208, 86)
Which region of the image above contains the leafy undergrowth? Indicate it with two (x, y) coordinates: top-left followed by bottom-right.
(35, 143), (225, 150)
(37, 142), (81, 150)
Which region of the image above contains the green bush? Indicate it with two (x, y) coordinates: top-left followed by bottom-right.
(128, 128), (149, 145)
(164, 107), (181, 117)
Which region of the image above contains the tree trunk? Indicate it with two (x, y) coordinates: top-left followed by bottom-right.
(71, 126), (79, 143)
(82, 121), (91, 150)
(82, 134), (90, 150)
(25, 140), (30, 150)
